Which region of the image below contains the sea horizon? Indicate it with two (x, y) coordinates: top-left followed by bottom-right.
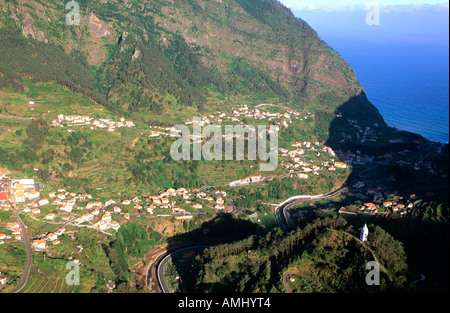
(292, 3), (449, 144)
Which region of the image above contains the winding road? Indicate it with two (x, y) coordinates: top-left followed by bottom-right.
(275, 187), (346, 230)
(154, 185), (396, 293)
(157, 245), (209, 293)
(155, 187), (347, 293)
(8, 203), (33, 293)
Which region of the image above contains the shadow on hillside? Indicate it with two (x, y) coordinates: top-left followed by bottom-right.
(324, 91), (424, 189)
(323, 93), (449, 292)
(166, 213), (263, 247)
(158, 92), (437, 292)
(162, 213), (265, 292)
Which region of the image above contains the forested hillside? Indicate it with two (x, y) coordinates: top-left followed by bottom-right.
(0, 0), (364, 115)
(185, 217), (408, 293)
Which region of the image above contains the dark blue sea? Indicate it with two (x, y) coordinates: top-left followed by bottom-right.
(294, 6), (449, 143)
(326, 38), (449, 144)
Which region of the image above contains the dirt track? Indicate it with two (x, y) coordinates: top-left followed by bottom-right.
(132, 245), (168, 293)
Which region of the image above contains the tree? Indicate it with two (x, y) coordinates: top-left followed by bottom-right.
(107, 233), (129, 282)
(26, 118), (49, 151)
(38, 168), (51, 181)
(370, 226), (408, 288)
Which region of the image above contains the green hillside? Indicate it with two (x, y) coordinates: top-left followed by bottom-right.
(0, 0), (363, 115)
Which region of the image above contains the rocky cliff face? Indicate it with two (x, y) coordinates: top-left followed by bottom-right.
(0, 0), (364, 112)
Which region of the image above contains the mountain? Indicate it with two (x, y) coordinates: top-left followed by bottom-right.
(0, 0), (448, 296)
(0, 0), (368, 115)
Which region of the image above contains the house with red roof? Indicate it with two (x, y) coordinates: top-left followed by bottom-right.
(0, 192), (7, 206)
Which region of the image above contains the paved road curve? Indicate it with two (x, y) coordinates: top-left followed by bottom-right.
(9, 207), (33, 293)
(156, 188), (346, 293)
(157, 245), (209, 293)
(275, 188), (346, 230)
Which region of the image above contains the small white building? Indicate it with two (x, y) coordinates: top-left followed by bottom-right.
(38, 199), (50, 206)
(360, 224), (369, 242)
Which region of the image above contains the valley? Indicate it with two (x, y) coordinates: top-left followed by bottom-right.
(0, 0), (448, 295)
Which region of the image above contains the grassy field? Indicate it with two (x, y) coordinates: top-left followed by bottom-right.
(19, 255), (96, 293)
(0, 78), (113, 122)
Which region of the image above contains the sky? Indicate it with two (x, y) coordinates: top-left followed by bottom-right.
(279, 0), (449, 11)
(278, 0), (449, 45)
(278, 0), (449, 143)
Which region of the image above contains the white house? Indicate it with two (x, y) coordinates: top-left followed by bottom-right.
(38, 199), (49, 206)
(45, 213), (56, 220)
(25, 190), (40, 200)
(101, 214), (112, 222)
(96, 222), (110, 231)
(47, 233), (58, 241)
(32, 239), (47, 250)
(110, 221), (120, 231)
(55, 227), (66, 236)
(60, 204), (73, 213)
(105, 200), (116, 207)
(215, 204), (225, 210)
(14, 179), (35, 190)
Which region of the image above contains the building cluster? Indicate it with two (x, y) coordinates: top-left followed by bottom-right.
(0, 222), (22, 244)
(358, 197), (414, 216)
(347, 119), (380, 143)
(10, 179), (40, 204)
(51, 114), (135, 132)
(229, 105), (304, 127)
(397, 158), (437, 175)
(280, 141), (346, 176)
(184, 104), (312, 131)
(334, 150), (375, 166)
(338, 185), (417, 218)
(0, 177), (8, 208)
(229, 175), (264, 187)
(147, 126), (183, 138)
(149, 187), (228, 212)
(1, 179), (232, 251)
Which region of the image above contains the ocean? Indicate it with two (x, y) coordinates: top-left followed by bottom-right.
(325, 37), (449, 144)
(293, 5), (449, 144)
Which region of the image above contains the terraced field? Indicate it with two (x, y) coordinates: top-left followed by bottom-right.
(19, 257), (93, 293)
(197, 160), (264, 187)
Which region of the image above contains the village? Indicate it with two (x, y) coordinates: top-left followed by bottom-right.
(0, 174), (232, 258)
(287, 181), (419, 225)
(345, 118), (381, 144)
(1, 98), (440, 290)
(183, 104), (312, 130)
(229, 141), (347, 187)
(145, 104), (310, 140)
(337, 191), (417, 217)
(51, 114), (135, 132)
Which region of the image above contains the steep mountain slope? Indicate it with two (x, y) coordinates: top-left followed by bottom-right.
(0, 0), (365, 114)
